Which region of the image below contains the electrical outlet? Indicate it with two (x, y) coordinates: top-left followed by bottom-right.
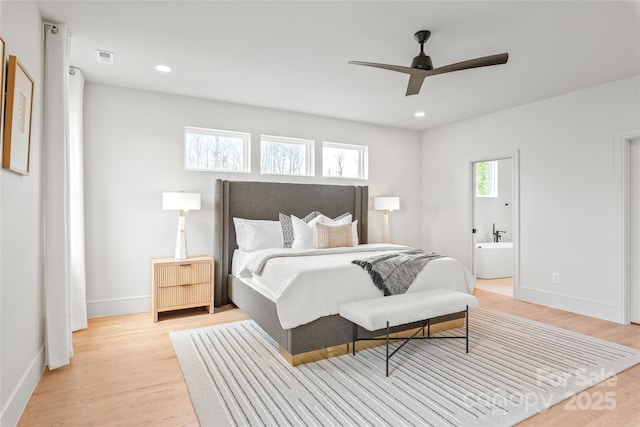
(552, 273), (560, 284)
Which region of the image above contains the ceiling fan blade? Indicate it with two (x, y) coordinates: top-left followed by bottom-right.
(348, 61), (419, 75)
(428, 53), (509, 77)
(406, 74), (426, 96)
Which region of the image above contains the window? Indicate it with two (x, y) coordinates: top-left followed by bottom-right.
(260, 135), (314, 176)
(184, 127), (250, 172)
(322, 142), (368, 179)
(475, 161), (498, 197)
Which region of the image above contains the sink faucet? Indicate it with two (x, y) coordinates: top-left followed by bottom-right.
(492, 223), (506, 242)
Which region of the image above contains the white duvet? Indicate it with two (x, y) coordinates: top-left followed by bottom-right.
(232, 244), (476, 329)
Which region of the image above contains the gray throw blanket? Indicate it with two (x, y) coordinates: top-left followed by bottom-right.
(352, 250), (443, 296)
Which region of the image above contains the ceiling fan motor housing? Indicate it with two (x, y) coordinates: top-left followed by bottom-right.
(411, 54), (433, 70)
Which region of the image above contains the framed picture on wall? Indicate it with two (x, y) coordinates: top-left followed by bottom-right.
(3, 55), (34, 175)
(0, 34), (6, 162)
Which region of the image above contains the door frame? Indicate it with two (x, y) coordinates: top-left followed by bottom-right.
(468, 150), (520, 298)
(616, 130), (640, 324)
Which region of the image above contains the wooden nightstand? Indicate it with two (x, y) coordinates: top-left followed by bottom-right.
(151, 255), (214, 322)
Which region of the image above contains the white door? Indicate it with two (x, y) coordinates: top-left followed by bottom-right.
(630, 140), (640, 323)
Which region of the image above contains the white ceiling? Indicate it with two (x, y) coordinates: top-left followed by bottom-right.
(36, 1), (640, 131)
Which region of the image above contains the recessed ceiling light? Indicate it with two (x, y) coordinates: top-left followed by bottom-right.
(155, 64), (172, 73)
(414, 111), (426, 118)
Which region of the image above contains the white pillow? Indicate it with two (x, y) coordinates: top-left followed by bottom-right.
(291, 215), (330, 249)
(349, 219), (359, 246)
(233, 218), (283, 252)
(291, 214), (358, 249)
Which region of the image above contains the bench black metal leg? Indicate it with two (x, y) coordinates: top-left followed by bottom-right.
(465, 305), (469, 353)
(386, 321), (390, 377)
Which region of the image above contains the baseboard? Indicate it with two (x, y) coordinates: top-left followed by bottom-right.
(86, 294), (150, 318)
(0, 344), (45, 426)
(518, 285), (620, 323)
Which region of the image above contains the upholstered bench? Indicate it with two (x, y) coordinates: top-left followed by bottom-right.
(339, 288), (479, 376)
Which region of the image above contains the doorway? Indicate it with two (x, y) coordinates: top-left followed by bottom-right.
(469, 152), (520, 298)
(618, 131), (640, 324)
(629, 139), (640, 323)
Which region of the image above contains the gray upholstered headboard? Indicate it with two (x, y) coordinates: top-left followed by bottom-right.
(213, 179), (369, 306)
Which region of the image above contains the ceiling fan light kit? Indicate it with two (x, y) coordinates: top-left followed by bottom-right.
(349, 30), (509, 96)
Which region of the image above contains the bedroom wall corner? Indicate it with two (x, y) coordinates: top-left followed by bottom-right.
(0, 1), (46, 425)
(421, 75), (640, 324)
(82, 83), (423, 317)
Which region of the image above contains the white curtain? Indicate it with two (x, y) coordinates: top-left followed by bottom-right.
(44, 23), (88, 370)
(68, 67), (87, 332)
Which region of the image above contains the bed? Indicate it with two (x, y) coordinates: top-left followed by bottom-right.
(213, 179), (473, 361)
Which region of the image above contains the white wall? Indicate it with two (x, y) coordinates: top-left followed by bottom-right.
(83, 83), (422, 317)
(422, 75), (640, 323)
(0, 1), (45, 425)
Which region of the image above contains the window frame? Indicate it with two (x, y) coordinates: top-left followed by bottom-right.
(259, 134), (315, 177)
(184, 126), (251, 173)
(322, 141), (369, 180)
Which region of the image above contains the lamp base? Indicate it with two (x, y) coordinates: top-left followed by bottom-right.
(174, 211), (187, 260)
(382, 210), (390, 244)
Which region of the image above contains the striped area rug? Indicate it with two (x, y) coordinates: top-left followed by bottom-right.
(170, 309), (640, 426)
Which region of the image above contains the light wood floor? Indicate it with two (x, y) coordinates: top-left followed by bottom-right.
(19, 290), (640, 426)
(476, 277), (513, 297)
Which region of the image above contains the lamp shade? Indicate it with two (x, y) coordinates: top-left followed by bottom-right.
(162, 192), (201, 211)
(374, 197), (400, 211)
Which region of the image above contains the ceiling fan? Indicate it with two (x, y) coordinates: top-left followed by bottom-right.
(349, 30), (509, 96)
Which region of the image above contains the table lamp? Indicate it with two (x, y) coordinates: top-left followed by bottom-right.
(374, 196), (400, 243)
(162, 192), (201, 260)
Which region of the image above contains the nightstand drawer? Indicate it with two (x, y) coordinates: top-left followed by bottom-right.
(156, 262), (211, 288)
(157, 282), (211, 308)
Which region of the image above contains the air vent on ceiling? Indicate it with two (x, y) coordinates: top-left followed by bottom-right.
(95, 49), (115, 65)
